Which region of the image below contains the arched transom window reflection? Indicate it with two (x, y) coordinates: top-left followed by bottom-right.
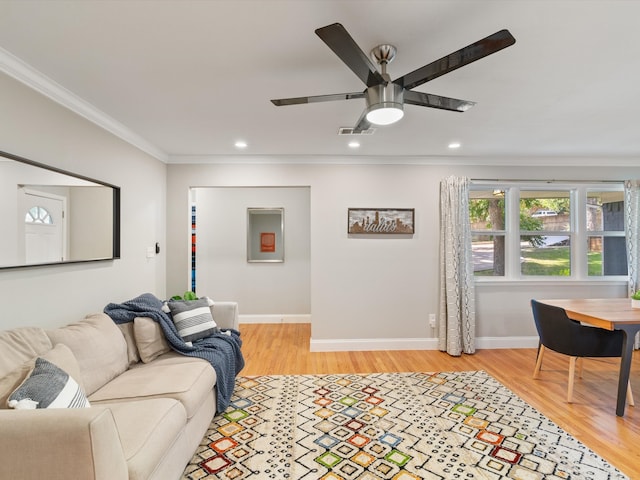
(25, 206), (53, 225)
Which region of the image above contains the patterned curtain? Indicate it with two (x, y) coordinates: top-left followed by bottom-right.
(438, 176), (476, 356)
(624, 180), (640, 348)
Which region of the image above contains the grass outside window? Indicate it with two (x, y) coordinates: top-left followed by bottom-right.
(476, 247), (603, 276)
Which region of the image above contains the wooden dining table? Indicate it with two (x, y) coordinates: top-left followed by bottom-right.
(538, 298), (640, 416)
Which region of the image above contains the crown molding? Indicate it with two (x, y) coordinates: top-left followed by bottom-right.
(0, 47), (168, 162)
(168, 154), (640, 167)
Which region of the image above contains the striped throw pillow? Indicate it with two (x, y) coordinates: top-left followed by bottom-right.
(8, 357), (90, 409)
(164, 297), (219, 343)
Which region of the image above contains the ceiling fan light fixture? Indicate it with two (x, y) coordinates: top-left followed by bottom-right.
(366, 104), (404, 125)
(365, 82), (404, 126)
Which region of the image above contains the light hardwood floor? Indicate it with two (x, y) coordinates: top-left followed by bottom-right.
(240, 323), (640, 478)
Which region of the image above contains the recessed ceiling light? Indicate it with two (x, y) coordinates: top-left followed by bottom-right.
(448, 142), (461, 149)
(234, 140), (248, 149)
(348, 141), (360, 148)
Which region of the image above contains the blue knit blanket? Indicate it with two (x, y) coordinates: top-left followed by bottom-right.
(103, 293), (244, 413)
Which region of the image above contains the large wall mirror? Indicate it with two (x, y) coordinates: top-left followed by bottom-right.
(0, 150), (120, 269)
(247, 207), (284, 263)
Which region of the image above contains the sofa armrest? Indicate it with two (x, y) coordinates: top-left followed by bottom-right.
(0, 407), (128, 480)
(212, 301), (239, 331)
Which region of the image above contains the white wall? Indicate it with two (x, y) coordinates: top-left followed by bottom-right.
(0, 72), (166, 329)
(192, 187), (310, 317)
(167, 161), (639, 351)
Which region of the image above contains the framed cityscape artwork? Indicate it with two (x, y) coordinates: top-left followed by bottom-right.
(347, 208), (415, 235)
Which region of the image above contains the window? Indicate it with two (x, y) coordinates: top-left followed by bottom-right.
(25, 206), (53, 225)
(469, 182), (626, 280)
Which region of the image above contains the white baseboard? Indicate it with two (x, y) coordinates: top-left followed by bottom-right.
(239, 314), (311, 324)
(476, 336), (539, 349)
(309, 336), (539, 352)
(310, 337), (438, 352)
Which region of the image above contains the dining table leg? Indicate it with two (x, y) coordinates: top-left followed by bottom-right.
(616, 326), (639, 416)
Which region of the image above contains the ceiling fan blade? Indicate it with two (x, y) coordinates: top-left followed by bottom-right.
(394, 29), (516, 90)
(271, 91), (365, 106)
(352, 110), (373, 133)
(315, 23), (386, 88)
(404, 90), (475, 112)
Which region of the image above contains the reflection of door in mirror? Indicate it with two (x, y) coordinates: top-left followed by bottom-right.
(18, 189), (67, 264)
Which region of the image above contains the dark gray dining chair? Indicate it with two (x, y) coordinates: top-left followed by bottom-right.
(530, 299), (634, 404)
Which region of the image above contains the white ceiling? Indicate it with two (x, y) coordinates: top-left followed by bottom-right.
(1, 0), (640, 163)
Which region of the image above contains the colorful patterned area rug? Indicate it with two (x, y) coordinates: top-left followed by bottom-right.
(182, 371), (627, 479)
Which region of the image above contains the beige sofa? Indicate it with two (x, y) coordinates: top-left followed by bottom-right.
(0, 302), (239, 480)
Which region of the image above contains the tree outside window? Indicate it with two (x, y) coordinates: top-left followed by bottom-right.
(470, 190), (506, 276)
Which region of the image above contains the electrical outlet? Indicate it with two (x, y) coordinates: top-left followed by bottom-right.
(429, 313), (436, 328)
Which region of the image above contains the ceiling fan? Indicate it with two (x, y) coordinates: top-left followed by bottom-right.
(271, 23), (515, 132)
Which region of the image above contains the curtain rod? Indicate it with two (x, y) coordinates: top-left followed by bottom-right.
(471, 178), (624, 184)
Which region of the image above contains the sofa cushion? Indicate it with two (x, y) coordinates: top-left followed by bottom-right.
(117, 322), (141, 366)
(0, 362), (33, 409)
(163, 297), (219, 343)
(8, 357), (90, 409)
(89, 353), (215, 419)
(100, 398), (187, 480)
(47, 313), (128, 395)
(42, 343), (84, 388)
(1, 343), (84, 409)
(0, 327), (52, 378)
(133, 317), (171, 363)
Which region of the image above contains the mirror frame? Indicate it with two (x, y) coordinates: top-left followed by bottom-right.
(0, 150), (121, 270)
(247, 207), (284, 263)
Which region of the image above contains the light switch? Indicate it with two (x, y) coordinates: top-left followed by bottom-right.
(146, 246), (155, 258)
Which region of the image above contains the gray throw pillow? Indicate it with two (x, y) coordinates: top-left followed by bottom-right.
(8, 357), (90, 409)
(163, 297), (219, 343)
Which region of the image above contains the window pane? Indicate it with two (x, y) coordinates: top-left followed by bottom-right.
(520, 235), (571, 276)
(25, 206), (53, 225)
(469, 190), (505, 231)
(586, 190), (626, 276)
(520, 190), (570, 232)
(586, 190), (624, 232)
(587, 236), (628, 276)
(472, 234), (505, 276)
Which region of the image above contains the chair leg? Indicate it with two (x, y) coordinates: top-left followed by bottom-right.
(627, 381), (635, 407)
(533, 344), (545, 379)
(577, 357), (584, 379)
(567, 356), (577, 403)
